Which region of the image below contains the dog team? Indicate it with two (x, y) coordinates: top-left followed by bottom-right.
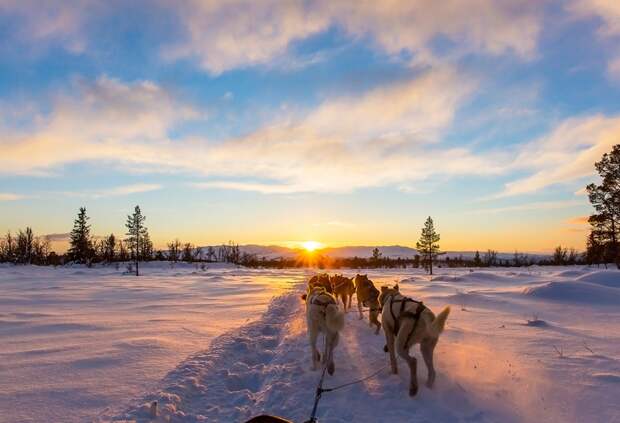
(301, 273), (451, 397)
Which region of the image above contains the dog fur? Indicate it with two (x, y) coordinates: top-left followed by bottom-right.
(353, 274), (381, 334)
(304, 286), (345, 375)
(330, 274), (355, 311)
(307, 273), (333, 294)
(379, 285), (450, 397)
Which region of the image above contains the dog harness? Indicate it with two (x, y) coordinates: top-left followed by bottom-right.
(383, 294), (426, 347)
(310, 294), (336, 314)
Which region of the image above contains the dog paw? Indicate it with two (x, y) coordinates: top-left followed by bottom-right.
(409, 385), (419, 397)
(327, 362), (335, 376)
(383, 344), (388, 352)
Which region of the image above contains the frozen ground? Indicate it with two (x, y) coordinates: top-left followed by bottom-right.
(1, 265), (619, 422)
(0, 263), (310, 423)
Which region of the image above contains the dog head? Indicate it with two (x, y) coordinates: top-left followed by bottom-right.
(379, 284), (399, 306)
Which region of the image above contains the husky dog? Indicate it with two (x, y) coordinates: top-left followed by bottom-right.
(330, 274), (355, 311)
(308, 273), (333, 293)
(379, 285), (450, 396)
(303, 286), (345, 375)
(353, 274), (381, 334)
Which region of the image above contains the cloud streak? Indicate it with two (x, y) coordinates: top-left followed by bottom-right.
(499, 115), (620, 196)
(164, 0), (543, 73)
(2, 69), (506, 194)
(0, 192), (25, 201)
(472, 200), (585, 214)
(58, 183), (163, 199)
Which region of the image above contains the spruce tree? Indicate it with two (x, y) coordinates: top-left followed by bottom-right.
(473, 250), (482, 267)
(586, 144), (620, 268)
(416, 216), (441, 275)
(104, 234), (116, 262)
(140, 231), (153, 261)
(125, 205), (148, 276)
(68, 207), (93, 264)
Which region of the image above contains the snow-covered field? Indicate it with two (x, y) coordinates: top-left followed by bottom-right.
(1, 265), (619, 422)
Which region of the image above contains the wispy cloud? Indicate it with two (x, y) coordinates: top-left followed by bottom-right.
(0, 192), (26, 201)
(0, 0), (99, 53)
(472, 200), (585, 214)
(498, 115), (620, 197)
(58, 183), (163, 199)
(163, 0), (542, 73)
(566, 215), (589, 225)
(2, 69), (507, 194)
(567, 0), (620, 80)
(190, 181), (301, 194)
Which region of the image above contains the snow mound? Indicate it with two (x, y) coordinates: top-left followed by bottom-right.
(592, 373), (620, 384)
(576, 271), (620, 288)
(555, 269), (590, 278)
(523, 281), (620, 305)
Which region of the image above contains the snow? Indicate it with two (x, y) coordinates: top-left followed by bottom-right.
(0, 263), (310, 423)
(1, 265), (619, 422)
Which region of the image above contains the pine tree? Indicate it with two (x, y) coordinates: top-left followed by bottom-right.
(1, 231), (15, 263)
(586, 230), (604, 267)
(473, 250), (482, 267)
(371, 247), (382, 267)
(586, 144), (620, 268)
(416, 216), (441, 275)
(167, 239), (181, 262)
(104, 234), (116, 262)
(140, 231), (153, 261)
(125, 205), (148, 276)
(182, 243), (194, 262)
(68, 207), (93, 264)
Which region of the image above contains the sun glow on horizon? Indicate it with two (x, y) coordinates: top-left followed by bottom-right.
(302, 241), (323, 252)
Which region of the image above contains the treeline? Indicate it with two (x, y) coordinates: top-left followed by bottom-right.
(238, 247), (586, 270)
(0, 227), (58, 265)
(0, 206), (244, 267)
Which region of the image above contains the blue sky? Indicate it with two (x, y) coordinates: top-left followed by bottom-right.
(1, 0), (620, 252)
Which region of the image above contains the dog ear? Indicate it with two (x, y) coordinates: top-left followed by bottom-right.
(394, 284), (399, 291)
(381, 286), (387, 292)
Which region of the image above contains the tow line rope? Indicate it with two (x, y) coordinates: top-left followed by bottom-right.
(304, 334), (388, 423)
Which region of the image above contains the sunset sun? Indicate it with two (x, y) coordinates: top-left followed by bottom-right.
(302, 241), (322, 252)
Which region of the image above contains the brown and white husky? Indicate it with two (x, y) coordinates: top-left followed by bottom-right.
(379, 284), (450, 396)
(353, 274), (381, 334)
(303, 286), (345, 375)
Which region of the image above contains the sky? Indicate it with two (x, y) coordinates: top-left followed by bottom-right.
(1, 0), (620, 253)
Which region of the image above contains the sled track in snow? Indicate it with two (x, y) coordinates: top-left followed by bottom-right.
(108, 288), (516, 423)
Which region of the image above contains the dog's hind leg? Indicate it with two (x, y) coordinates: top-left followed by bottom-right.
(384, 329), (398, 375)
(357, 297), (364, 320)
(421, 337), (438, 388)
(326, 332), (339, 375)
(396, 328), (418, 396)
(309, 326), (320, 370)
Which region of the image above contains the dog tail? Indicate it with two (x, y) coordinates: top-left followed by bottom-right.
(429, 306), (450, 337)
(325, 304), (345, 332)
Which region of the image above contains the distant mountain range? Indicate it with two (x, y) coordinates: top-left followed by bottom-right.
(201, 244), (550, 260)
